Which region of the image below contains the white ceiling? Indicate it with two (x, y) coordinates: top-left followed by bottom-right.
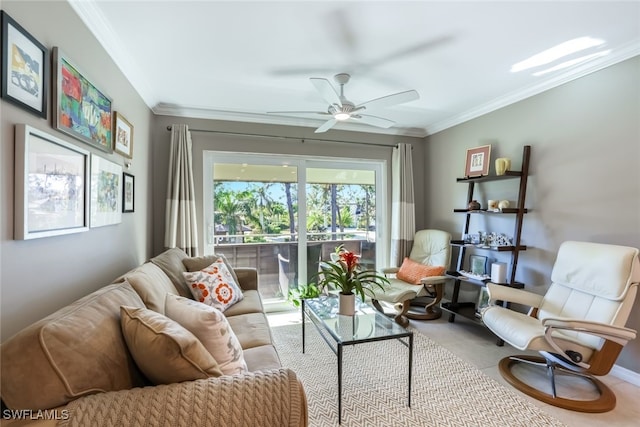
(70, 1), (640, 137)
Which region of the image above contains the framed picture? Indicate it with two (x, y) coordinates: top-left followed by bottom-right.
(1, 11), (48, 118)
(90, 154), (122, 227)
(122, 172), (134, 213)
(14, 124), (90, 240)
(470, 255), (488, 276)
(476, 286), (490, 317)
(113, 112), (134, 158)
(53, 47), (113, 152)
(464, 144), (491, 177)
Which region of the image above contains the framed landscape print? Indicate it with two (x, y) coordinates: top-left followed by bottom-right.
(1, 11), (48, 118)
(53, 47), (113, 152)
(90, 154), (122, 227)
(113, 112), (134, 158)
(464, 144), (491, 177)
(14, 124), (90, 240)
(123, 172), (134, 213)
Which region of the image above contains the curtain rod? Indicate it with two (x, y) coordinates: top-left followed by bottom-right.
(165, 125), (404, 148)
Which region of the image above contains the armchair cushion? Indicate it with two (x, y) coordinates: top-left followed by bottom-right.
(396, 257), (445, 285)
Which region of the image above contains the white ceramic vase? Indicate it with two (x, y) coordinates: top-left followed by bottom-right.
(338, 292), (356, 316)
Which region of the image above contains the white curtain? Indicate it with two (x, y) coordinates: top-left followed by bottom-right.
(164, 124), (199, 256)
(390, 143), (415, 266)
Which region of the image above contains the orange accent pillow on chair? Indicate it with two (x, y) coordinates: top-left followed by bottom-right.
(396, 257), (446, 285)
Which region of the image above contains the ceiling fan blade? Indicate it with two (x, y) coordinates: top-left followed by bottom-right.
(314, 118), (338, 133)
(352, 114), (395, 129)
(357, 90), (419, 110)
(267, 111), (330, 116)
(310, 78), (342, 107)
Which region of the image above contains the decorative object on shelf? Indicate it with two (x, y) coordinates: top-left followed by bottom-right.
(315, 245), (389, 316)
(90, 154), (122, 227)
(491, 262), (507, 283)
(1, 11), (48, 118)
(488, 232), (513, 247)
(113, 112), (134, 158)
(498, 200), (510, 210)
(464, 144), (491, 177)
(53, 47), (113, 152)
(14, 124), (89, 240)
(495, 157), (511, 176)
(468, 200), (481, 210)
(122, 172), (135, 213)
(487, 199), (499, 211)
(475, 287), (490, 317)
(470, 255), (488, 275)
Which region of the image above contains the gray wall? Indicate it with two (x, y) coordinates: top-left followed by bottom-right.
(0, 1), (154, 340)
(151, 115), (425, 258)
(424, 56), (640, 373)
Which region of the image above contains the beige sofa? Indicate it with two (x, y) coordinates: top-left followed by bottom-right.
(1, 248), (307, 427)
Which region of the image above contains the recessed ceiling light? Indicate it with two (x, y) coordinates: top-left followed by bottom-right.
(532, 50), (611, 76)
(511, 37), (605, 73)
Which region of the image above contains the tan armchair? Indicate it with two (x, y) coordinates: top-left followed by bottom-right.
(371, 229), (451, 326)
(482, 241), (640, 412)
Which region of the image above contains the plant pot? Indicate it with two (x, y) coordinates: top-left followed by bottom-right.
(338, 292), (356, 316)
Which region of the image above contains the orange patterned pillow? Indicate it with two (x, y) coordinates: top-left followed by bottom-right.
(396, 258), (446, 285)
(183, 259), (244, 312)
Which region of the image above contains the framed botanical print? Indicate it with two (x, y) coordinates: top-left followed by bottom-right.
(53, 47), (113, 152)
(1, 11), (48, 118)
(90, 154), (122, 227)
(113, 112), (134, 158)
(122, 172), (134, 213)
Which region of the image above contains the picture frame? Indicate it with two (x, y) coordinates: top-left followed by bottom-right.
(469, 255), (488, 276)
(1, 11), (48, 118)
(53, 47), (113, 152)
(113, 112), (134, 158)
(122, 172), (134, 213)
(476, 286), (490, 317)
(14, 124), (90, 240)
(90, 154), (122, 227)
(464, 144), (491, 177)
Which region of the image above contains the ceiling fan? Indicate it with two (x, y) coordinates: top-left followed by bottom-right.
(268, 73), (419, 133)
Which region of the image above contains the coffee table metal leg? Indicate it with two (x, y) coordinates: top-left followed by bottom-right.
(338, 343), (343, 424)
(302, 300), (306, 353)
(408, 333), (413, 407)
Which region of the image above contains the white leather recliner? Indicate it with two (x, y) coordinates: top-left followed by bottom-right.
(482, 241), (640, 412)
(371, 229), (451, 326)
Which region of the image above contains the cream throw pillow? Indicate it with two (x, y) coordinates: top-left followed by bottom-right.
(165, 294), (248, 375)
(120, 306), (222, 385)
(183, 260), (244, 312)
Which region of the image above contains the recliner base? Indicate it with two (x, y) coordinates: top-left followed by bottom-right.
(499, 355), (616, 413)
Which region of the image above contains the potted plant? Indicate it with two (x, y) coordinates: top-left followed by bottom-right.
(315, 245), (389, 315)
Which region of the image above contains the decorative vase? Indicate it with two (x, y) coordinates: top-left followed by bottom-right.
(468, 200), (481, 211)
(338, 292), (356, 316)
(498, 200), (510, 210)
(495, 158), (511, 176)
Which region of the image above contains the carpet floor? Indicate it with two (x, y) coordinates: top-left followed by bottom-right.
(271, 322), (567, 427)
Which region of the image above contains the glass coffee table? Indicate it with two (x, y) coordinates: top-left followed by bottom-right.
(302, 295), (413, 424)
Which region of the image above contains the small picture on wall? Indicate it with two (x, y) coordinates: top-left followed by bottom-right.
(90, 154), (122, 227)
(113, 112), (134, 158)
(123, 172), (134, 213)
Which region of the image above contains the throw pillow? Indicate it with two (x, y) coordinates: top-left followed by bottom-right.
(183, 253), (239, 285)
(183, 260), (244, 312)
(396, 257), (446, 285)
(165, 294), (248, 375)
(120, 306), (222, 385)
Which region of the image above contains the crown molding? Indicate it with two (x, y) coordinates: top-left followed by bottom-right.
(426, 43), (640, 135)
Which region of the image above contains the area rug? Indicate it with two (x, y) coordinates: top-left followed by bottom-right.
(271, 322), (567, 427)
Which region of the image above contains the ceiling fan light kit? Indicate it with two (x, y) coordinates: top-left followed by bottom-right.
(268, 73), (419, 133)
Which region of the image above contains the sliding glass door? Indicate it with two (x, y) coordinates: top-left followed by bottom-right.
(203, 152), (385, 303)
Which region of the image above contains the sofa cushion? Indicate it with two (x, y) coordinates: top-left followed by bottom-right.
(226, 313), (273, 350)
(0, 283), (146, 410)
(150, 247), (192, 298)
(222, 290), (263, 317)
(183, 260), (244, 312)
(125, 262), (180, 314)
(165, 294), (248, 375)
(183, 253), (239, 285)
(243, 345), (282, 371)
(120, 306), (222, 385)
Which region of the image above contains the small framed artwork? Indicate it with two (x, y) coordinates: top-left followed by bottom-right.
(53, 47), (113, 153)
(90, 154), (122, 227)
(122, 172), (134, 213)
(113, 112), (134, 158)
(469, 255), (488, 276)
(475, 286), (490, 317)
(1, 11), (48, 118)
(464, 144), (491, 177)
(14, 124), (90, 239)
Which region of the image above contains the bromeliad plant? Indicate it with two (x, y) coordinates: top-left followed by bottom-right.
(315, 245), (389, 301)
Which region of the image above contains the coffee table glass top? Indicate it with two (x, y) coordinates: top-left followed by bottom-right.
(303, 295), (410, 344)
